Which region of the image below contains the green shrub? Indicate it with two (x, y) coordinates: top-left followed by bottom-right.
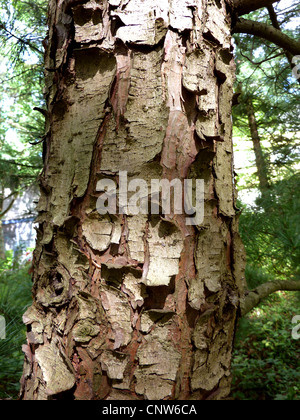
(239, 174), (300, 281)
(232, 292), (300, 400)
(0, 252), (32, 399)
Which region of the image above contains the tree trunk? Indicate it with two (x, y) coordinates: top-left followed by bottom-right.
(0, 190), (6, 259)
(246, 99), (270, 193)
(0, 221), (5, 260)
(20, 0), (246, 401)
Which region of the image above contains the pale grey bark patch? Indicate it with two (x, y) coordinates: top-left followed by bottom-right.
(101, 350), (129, 380)
(135, 324), (182, 399)
(82, 217), (113, 252)
(35, 342), (76, 396)
(123, 272), (146, 309)
(144, 219), (183, 287)
(101, 288), (133, 349)
(110, 0), (202, 45)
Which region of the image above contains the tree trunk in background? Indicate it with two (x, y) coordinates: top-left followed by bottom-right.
(247, 99), (270, 193)
(20, 0), (245, 400)
(0, 221), (5, 260)
(0, 190), (5, 259)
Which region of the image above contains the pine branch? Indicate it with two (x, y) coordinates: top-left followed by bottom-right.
(233, 18), (300, 56)
(0, 24), (43, 55)
(233, 0), (279, 16)
(239, 49), (283, 66)
(242, 280), (300, 316)
(0, 159), (41, 169)
(0, 194), (18, 219)
(267, 5), (300, 85)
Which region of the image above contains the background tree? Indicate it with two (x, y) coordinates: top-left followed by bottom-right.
(232, 1), (300, 285)
(0, 0), (47, 256)
(231, 1), (300, 400)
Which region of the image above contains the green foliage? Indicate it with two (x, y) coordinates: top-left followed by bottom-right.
(0, 0), (47, 211)
(0, 0), (46, 142)
(0, 2), (43, 396)
(232, 173), (300, 400)
(233, 4), (300, 191)
(232, 292), (300, 400)
(0, 251), (32, 399)
(233, 162), (300, 401)
(233, 6), (300, 396)
(239, 173), (300, 280)
(244, 264), (272, 290)
(0, 0), (298, 402)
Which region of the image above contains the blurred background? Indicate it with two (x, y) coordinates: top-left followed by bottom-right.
(0, 0), (299, 400)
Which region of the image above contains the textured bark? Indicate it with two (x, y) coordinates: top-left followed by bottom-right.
(0, 192), (5, 259)
(20, 0), (246, 400)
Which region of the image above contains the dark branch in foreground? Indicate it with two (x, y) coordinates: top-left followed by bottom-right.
(233, 18), (300, 56)
(267, 5), (300, 85)
(267, 5), (294, 63)
(0, 159), (41, 169)
(0, 193), (18, 219)
(233, 0), (279, 16)
(242, 280), (300, 316)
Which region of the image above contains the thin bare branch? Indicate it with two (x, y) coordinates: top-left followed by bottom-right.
(0, 24), (43, 55)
